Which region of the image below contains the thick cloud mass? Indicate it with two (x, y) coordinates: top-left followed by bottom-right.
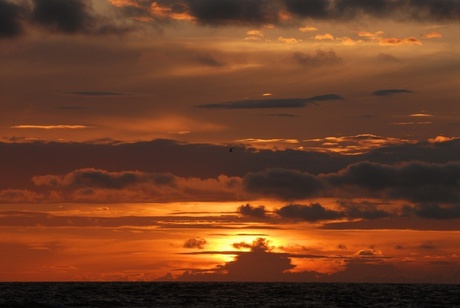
(127, 0), (460, 24)
(276, 203), (343, 222)
(31, 0), (94, 33)
(328, 161), (460, 203)
(33, 168), (177, 189)
(184, 0), (280, 25)
(243, 168), (324, 200)
(2, 0), (460, 39)
(0, 0), (25, 38)
(238, 204), (267, 218)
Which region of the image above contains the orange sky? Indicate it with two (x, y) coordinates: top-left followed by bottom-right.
(0, 0), (459, 282)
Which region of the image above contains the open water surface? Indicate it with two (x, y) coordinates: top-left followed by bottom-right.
(0, 282), (459, 307)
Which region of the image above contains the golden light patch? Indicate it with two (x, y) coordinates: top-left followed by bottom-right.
(150, 2), (194, 22)
(299, 26), (318, 33)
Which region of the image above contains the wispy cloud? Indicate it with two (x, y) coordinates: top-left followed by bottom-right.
(11, 125), (91, 129)
(196, 94), (344, 109)
(372, 89), (413, 96)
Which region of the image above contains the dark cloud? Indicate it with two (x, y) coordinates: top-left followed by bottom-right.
(183, 237), (207, 249)
(1, 138), (460, 204)
(288, 0), (460, 22)
(196, 94), (343, 109)
(237, 204), (267, 218)
(0, 0), (26, 38)
(284, 0), (330, 18)
(409, 203), (460, 219)
(183, 0), (281, 25)
(337, 200), (391, 220)
(0, 0), (130, 37)
(276, 203), (343, 222)
(243, 168), (324, 200)
(126, 0), (460, 26)
(31, 0), (94, 33)
(175, 238), (297, 281)
(328, 161), (460, 204)
(293, 50), (344, 66)
(33, 168), (177, 189)
(372, 89), (413, 96)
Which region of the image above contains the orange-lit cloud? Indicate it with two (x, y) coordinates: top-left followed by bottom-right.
(421, 31), (442, 39)
(278, 37), (301, 44)
(245, 29), (264, 40)
(356, 31), (384, 39)
(150, 2), (194, 21)
(299, 26), (318, 32)
(11, 125), (91, 130)
(380, 37), (422, 46)
(314, 33), (334, 41)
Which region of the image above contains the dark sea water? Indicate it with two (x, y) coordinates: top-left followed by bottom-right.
(0, 282), (459, 307)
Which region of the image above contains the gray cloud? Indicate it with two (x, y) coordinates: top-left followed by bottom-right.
(408, 203), (460, 219)
(122, 0), (460, 26)
(327, 161), (460, 204)
(182, 0), (281, 26)
(237, 204), (267, 218)
(372, 89), (413, 96)
(0, 0), (26, 38)
(243, 168), (324, 200)
(183, 237), (207, 249)
(196, 94), (343, 109)
(33, 168), (177, 189)
(337, 200), (391, 220)
(1, 0), (131, 37)
(31, 0), (94, 33)
(276, 203), (343, 222)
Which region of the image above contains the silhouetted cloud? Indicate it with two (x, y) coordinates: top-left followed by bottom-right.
(183, 237), (207, 249)
(409, 203), (460, 219)
(196, 94), (343, 109)
(33, 168), (177, 189)
(337, 200), (391, 219)
(354, 248), (383, 256)
(372, 89), (413, 96)
(327, 161), (460, 204)
(243, 168), (324, 200)
(237, 204), (267, 218)
(276, 203), (343, 222)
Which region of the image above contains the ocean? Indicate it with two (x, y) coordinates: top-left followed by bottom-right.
(0, 282), (458, 307)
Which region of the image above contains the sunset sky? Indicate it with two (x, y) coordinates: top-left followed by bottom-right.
(1, 0), (460, 282)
